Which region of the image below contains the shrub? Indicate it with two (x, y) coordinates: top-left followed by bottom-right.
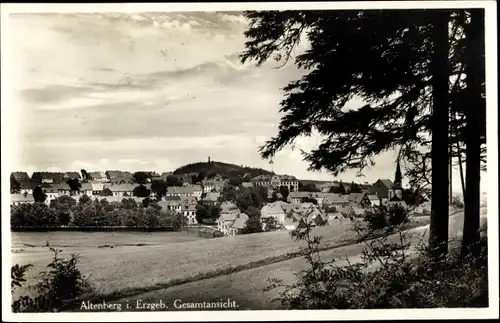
(364, 204), (408, 231)
(12, 248), (91, 312)
(264, 216), (488, 309)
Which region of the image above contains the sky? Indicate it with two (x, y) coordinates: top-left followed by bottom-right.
(6, 11), (484, 193)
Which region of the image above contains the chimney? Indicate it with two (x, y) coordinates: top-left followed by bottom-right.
(208, 156), (211, 163)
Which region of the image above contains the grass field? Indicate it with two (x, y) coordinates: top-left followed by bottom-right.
(11, 216), (432, 305)
(112, 210), (487, 311)
(11, 223), (358, 299)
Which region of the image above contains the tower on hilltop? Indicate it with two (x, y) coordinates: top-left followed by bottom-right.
(208, 156), (211, 164)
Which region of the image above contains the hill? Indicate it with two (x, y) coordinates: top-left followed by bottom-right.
(172, 161), (274, 180)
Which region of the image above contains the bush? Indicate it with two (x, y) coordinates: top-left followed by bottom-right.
(12, 248), (91, 312)
(264, 218), (488, 309)
(364, 204), (408, 231)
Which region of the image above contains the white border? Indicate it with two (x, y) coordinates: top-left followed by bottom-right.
(1, 1), (498, 321)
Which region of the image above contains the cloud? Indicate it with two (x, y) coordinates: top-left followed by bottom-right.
(10, 11), (447, 186)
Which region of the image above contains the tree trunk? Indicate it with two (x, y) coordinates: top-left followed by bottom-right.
(429, 10), (450, 258)
(462, 9), (485, 257)
(455, 115), (466, 197)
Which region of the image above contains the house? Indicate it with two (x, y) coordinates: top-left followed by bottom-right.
(288, 192), (312, 205)
(306, 212), (327, 227)
(181, 202), (197, 225)
(90, 182), (105, 195)
(216, 212), (239, 235)
(327, 214), (352, 227)
(351, 206), (367, 218)
(220, 201), (240, 214)
(327, 212), (344, 220)
(202, 192), (220, 205)
(88, 171), (109, 183)
(11, 172), (31, 181)
(371, 162), (404, 204)
(228, 213), (249, 236)
(201, 179), (227, 193)
(17, 180), (36, 195)
(31, 172), (66, 184)
(50, 183), (72, 196)
(11, 172), (35, 194)
(322, 193), (350, 208)
(64, 172), (82, 180)
(104, 184), (136, 197)
(250, 174), (299, 192)
(191, 184), (203, 199)
(158, 196), (182, 213)
(149, 172), (162, 182)
(261, 202), (287, 224)
(166, 185), (198, 198)
(79, 183), (93, 196)
(296, 218), (309, 229)
(43, 187), (60, 205)
(370, 179), (395, 203)
(10, 193), (35, 206)
(347, 193), (371, 208)
(338, 205), (354, 217)
(105, 170), (134, 184)
(290, 192), (334, 208)
(368, 194), (381, 207)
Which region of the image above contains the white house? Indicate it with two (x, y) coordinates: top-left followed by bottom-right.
(43, 187), (60, 205)
(80, 183), (93, 196)
(288, 192), (311, 205)
(367, 194), (381, 207)
(17, 180), (35, 195)
(90, 182), (105, 195)
(166, 186), (197, 198)
(201, 179), (227, 193)
(158, 196), (183, 213)
(261, 202), (287, 224)
(105, 184), (136, 197)
(216, 212), (239, 235)
(228, 213), (249, 236)
(10, 193), (35, 206)
(88, 171), (110, 183)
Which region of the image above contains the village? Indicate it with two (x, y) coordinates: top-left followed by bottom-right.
(9, 160), (429, 236)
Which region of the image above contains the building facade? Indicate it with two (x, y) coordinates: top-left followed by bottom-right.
(250, 174), (299, 192)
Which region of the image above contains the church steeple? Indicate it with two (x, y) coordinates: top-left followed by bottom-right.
(394, 159), (402, 188)
(390, 159), (403, 201)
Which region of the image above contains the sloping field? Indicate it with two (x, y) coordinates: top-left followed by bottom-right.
(11, 222), (359, 300)
(111, 210), (486, 311)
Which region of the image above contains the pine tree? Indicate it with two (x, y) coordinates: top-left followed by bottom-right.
(240, 9), (486, 257)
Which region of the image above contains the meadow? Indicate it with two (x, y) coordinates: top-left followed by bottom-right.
(114, 210), (487, 311)
(11, 222), (358, 300)
(11, 215), (434, 305)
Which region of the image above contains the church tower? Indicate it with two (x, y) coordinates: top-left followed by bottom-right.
(392, 159), (403, 200)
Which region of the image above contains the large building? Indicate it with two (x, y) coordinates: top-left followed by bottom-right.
(250, 174), (299, 192)
(370, 160), (404, 204)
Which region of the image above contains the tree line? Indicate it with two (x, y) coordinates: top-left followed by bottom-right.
(10, 195), (186, 230)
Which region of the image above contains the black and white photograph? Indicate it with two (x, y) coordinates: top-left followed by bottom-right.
(1, 1), (498, 321)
